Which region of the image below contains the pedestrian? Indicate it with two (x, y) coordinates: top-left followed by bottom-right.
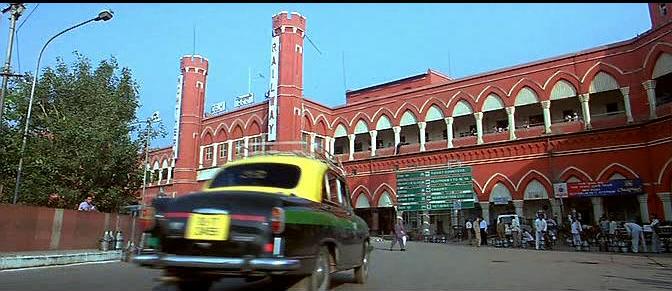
(390, 217), (406, 251)
(497, 218), (506, 240)
(473, 217), (482, 247)
(651, 214), (662, 253)
(623, 221), (647, 253)
(465, 219), (473, 245)
(534, 212), (548, 250)
(479, 216), (488, 246)
(511, 216), (521, 248)
(78, 195), (97, 212)
(571, 217), (582, 251)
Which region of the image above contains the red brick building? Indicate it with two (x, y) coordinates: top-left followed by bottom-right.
(143, 5), (672, 234)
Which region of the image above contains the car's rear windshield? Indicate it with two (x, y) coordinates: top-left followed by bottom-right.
(209, 163), (301, 189)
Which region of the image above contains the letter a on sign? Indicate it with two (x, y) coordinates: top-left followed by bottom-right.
(267, 35), (280, 141)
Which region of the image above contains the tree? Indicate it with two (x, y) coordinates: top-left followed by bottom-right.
(0, 52), (165, 212)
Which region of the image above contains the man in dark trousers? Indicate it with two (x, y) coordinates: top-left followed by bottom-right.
(479, 216), (488, 246)
(390, 217), (407, 251)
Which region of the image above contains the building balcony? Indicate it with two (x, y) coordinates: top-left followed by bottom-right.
(482, 130), (509, 143)
(515, 125), (545, 139)
(591, 112), (627, 129)
(550, 120), (584, 135)
(656, 102), (672, 118)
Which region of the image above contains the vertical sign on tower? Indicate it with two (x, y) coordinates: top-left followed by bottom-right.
(172, 75), (183, 159)
(267, 35), (280, 141)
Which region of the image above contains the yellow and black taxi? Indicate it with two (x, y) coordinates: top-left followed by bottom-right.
(133, 153), (371, 291)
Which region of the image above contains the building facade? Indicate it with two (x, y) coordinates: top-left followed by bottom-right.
(143, 5), (672, 235)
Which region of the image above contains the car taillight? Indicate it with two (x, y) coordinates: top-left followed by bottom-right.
(271, 207), (285, 234)
(139, 206), (156, 232)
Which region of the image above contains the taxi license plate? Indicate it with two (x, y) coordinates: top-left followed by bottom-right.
(185, 213), (230, 241)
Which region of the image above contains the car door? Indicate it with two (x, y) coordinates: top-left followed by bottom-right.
(335, 175), (363, 267)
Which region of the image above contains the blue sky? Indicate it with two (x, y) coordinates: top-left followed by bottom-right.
(5, 3), (651, 148)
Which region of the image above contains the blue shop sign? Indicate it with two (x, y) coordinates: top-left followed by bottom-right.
(567, 178), (643, 198)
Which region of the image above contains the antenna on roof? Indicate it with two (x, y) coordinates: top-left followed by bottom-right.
(192, 24), (196, 57)
(342, 51), (347, 92)
(304, 33), (322, 55)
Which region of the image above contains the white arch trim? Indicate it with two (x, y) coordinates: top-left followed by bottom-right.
(542, 70), (581, 89)
(393, 103), (422, 121)
(348, 112), (373, 127)
(373, 183), (397, 198)
(515, 169), (553, 191)
(642, 42), (672, 70)
(558, 166), (593, 182)
(472, 178), (484, 195)
(476, 85), (508, 102)
(658, 157), (672, 184)
(589, 72), (620, 93)
(580, 62), (625, 83)
(653, 53), (672, 79)
(351, 184), (372, 199)
(419, 97), (447, 114)
(507, 78), (542, 97)
(483, 173), (517, 193)
(595, 163), (639, 181)
(200, 127), (215, 139)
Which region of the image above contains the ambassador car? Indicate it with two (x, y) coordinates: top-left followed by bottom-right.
(133, 153), (371, 291)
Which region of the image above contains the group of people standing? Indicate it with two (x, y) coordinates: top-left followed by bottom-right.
(465, 217), (489, 247)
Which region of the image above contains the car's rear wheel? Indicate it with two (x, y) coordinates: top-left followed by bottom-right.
(354, 241), (369, 284)
(277, 246), (330, 291)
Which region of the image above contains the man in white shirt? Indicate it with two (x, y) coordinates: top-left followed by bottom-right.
(479, 217), (488, 246)
(624, 221), (647, 253)
(571, 218), (582, 251)
(534, 213), (548, 250)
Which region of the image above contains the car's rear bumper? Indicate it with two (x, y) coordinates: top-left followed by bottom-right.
(133, 252), (302, 272)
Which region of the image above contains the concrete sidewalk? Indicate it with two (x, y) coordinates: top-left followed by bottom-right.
(0, 249), (122, 270)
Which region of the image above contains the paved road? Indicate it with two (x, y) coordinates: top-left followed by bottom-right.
(1, 241), (671, 291)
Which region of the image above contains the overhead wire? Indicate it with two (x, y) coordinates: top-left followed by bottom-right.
(15, 3), (40, 73)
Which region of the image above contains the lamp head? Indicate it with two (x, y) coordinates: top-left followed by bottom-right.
(95, 9), (114, 21)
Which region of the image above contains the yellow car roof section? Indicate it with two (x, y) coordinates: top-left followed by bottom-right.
(203, 155), (329, 203)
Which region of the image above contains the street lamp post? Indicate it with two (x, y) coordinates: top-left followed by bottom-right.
(12, 10), (114, 204)
(140, 112), (161, 206)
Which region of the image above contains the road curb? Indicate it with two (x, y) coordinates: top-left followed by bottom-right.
(0, 250), (122, 270)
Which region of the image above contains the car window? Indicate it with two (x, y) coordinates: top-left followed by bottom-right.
(210, 163), (301, 189)
(337, 177), (352, 210)
(322, 174), (331, 202)
(326, 172), (341, 203)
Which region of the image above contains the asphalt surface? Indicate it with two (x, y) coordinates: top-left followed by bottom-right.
(1, 240), (671, 291)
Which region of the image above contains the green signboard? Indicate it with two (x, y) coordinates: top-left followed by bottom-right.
(396, 166), (474, 211)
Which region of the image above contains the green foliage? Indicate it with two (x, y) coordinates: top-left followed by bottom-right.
(0, 52), (165, 212)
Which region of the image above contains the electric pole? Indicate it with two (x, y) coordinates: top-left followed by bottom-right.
(0, 3), (25, 124)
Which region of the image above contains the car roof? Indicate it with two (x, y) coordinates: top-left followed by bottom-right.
(203, 155), (335, 203)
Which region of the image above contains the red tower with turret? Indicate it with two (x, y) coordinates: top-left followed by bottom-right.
(272, 11), (306, 144)
(173, 55), (209, 195)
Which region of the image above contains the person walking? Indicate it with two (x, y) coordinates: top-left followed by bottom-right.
(571, 218), (582, 251)
(390, 217), (407, 251)
(473, 217), (482, 247)
(623, 221), (647, 253)
(465, 219), (473, 245)
(479, 216), (488, 246)
(78, 195), (97, 212)
(651, 214), (662, 254)
(511, 216), (521, 248)
(534, 212), (548, 250)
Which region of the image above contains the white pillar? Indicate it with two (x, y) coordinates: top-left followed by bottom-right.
(638, 194), (650, 224)
(158, 166), (164, 183)
(474, 112), (484, 145)
(211, 143), (218, 167)
(506, 106), (517, 140)
(418, 122), (426, 152)
(513, 200), (524, 218)
(227, 140), (233, 161)
(643, 80), (657, 120)
(590, 197), (603, 225)
(369, 130), (378, 157)
(330, 137), (336, 155)
(445, 117), (453, 148)
(243, 137), (250, 157)
(579, 93), (592, 130)
(393, 126), (401, 147)
(348, 134), (355, 161)
(309, 133), (316, 153)
(541, 100), (552, 134)
(657, 192), (672, 221)
(166, 164), (172, 183)
(620, 87), (634, 123)
(479, 201), (490, 224)
(198, 145), (205, 169)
